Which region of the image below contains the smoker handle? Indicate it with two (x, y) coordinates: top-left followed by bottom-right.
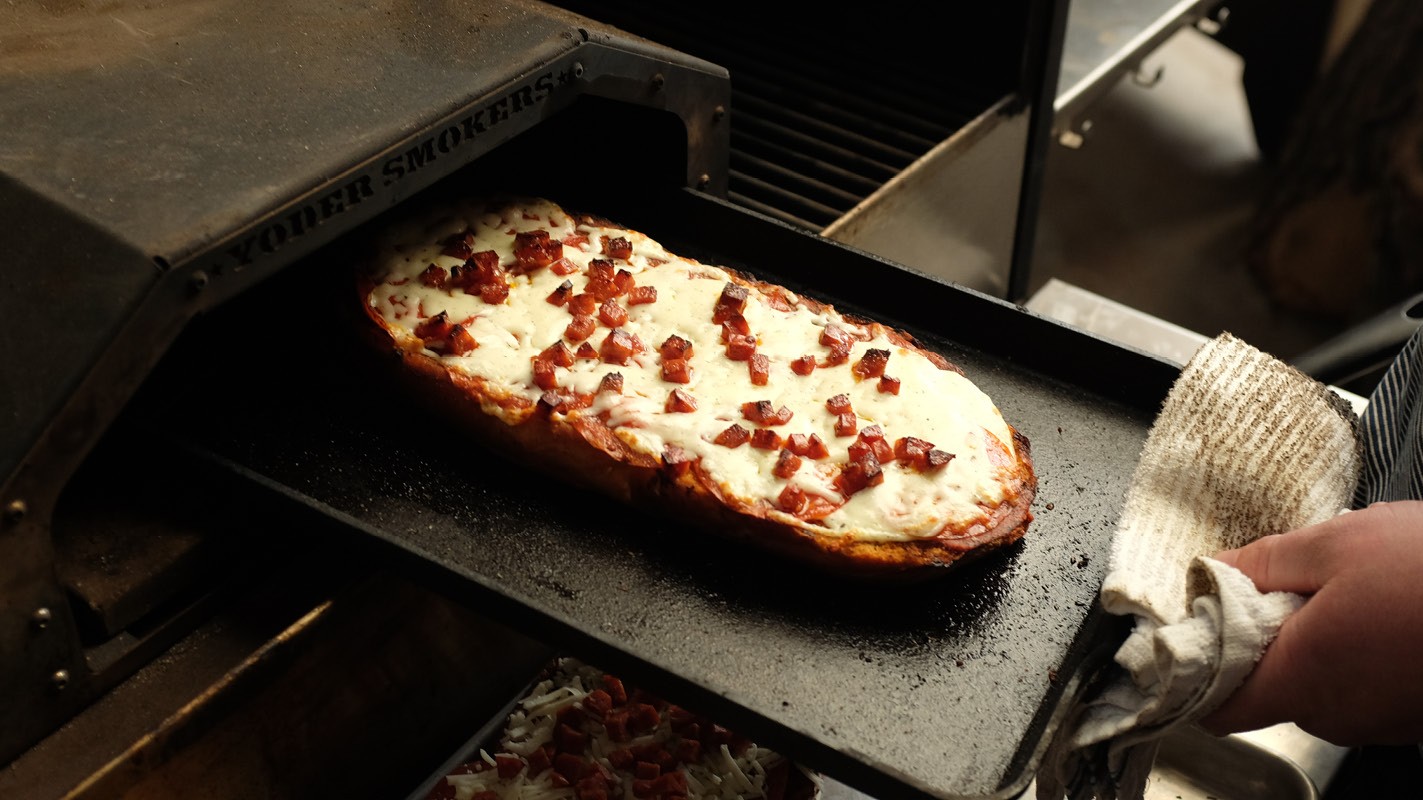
(1290, 293), (1423, 392)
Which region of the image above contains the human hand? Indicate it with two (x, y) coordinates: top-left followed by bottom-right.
(1197, 500), (1423, 745)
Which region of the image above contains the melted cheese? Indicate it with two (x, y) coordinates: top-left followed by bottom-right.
(366, 197), (1020, 542)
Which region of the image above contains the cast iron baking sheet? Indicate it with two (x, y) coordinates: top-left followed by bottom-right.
(134, 188), (1174, 800)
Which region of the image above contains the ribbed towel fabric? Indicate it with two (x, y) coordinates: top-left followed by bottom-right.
(1034, 332), (1360, 800)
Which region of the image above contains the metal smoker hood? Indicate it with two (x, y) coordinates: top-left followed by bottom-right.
(0, 0), (729, 762)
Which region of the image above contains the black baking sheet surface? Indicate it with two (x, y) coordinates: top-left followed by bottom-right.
(139, 189), (1167, 800)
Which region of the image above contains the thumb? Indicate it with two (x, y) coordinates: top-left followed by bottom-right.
(1211, 522), (1340, 595)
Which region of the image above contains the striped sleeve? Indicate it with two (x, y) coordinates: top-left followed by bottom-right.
(1354, 327), (1423, 506)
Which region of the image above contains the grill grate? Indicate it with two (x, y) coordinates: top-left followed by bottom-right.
(553, 2), (1022, 230)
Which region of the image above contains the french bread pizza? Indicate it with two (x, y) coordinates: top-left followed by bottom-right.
(357, 195), (1036, 578)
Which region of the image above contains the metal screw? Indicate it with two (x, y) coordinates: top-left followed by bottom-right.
(712, 105), (725, 123)
(3, 499), (26, 525)
(651, 73), (665, 91)
(189, 270), (210, 293)
(50, 670), (70, 692)
(696, 174), (711, 189)
(32, 608), (51, 630)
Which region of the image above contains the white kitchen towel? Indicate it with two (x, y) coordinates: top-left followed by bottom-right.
(1034, 332), (1360, 800)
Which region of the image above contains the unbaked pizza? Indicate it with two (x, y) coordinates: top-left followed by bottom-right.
(357, 195), (1036, 578)
(423, 657), (820, 800)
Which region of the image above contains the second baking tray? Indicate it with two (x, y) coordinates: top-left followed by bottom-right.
(133, 188), (1176, 800)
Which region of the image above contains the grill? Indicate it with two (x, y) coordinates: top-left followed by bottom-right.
(0, 3), (1186, 799)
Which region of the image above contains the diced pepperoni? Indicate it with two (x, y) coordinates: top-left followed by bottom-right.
(555, 722), (588, 753)
(514, 230), (563, 269)
(834, 412), (858, 437)
(635, 761), (661, 780)
(835, 454), (885, 496)
(750, 429), (782, 450)
(527, 746), (553, 776)
(569, 293), (598, 316)
(539, 341), (575, 367)
(824, 341), (852, 366)
(576, 777), (609, 800)
(894, 437), (934, 469)
(599, 299), (628, 327)
(719, 314), (750, 340)
(554, 752), (586, 781)
(586, 259), (616, 281)
(604, 235), (633, 260)
(629, 702), (662, 733)
(604, 710), (631, 742)
(878, 375), (901, 395)
(533, 360), (559, 390)
(786, 434), (827, 459)
(927, 449), (954, 469)
(607, 747), (635, 769)
(550, 257), (579, 275)
(598, 372), (624, 394)
(826, 393), (853, 414)
(585, 259), (621, 300)
(440, 231), (474, 259)
(550, 771), (572, 789)
(628, 285), (658, 305)
(600, 329), (644, 365)
(446, 324), (477, 355)
(853, 348), (890, 378)
(741, 400), (793, 426)
(556, 703), (586, 729)
(415, 311), (452, 342)
(614, 269), (636, 295)
(725, 334), (756, 361)
(713, 424), (750, 448)
(564, 314), (597, 343)
(576, 342), (598, 359)
(451, 252), (501, 292)
(661, 359), (692, 384)
(659, 335), (693, 361)
(749, 353), (769, 386)
(790, 355), (816, 376)
(773, 449), (802, 478)
(603, 675), (628, 705)
(849, 426), (894, 463)
(778, 485), (808, 514)
(480, 278), (509, 304)
(547, 279), (574, 306)
(665, 388), (697, 413)
(495, 753), (524, 779)
(562, 231), (590, 248)
(712, 282), (750, 324)
(632, 779), (655, 799)
(674, 737), (702, 763)
(653, 772), (688, 795)
(583, 689), (613, 717)
(419, 263), (447, 288)
(706, 724), (733, 746)
(819, 324), (851, 347)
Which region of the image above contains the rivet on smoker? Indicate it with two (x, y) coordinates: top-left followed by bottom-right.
(651, 73), (665, 91)
(32, 608), (52, 630)
(189, 270), (210, 293)
(3, 499), (26, 524)
(697, 174), (711, 189)
(50, 670), (70, 692)
(573, 62), (584, 78)
(713, 105), (725, 123)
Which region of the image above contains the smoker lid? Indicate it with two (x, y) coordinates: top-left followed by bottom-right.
(0, 0), (728, 496)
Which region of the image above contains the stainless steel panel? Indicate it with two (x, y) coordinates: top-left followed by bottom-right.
(822, 101), (1029, 298)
